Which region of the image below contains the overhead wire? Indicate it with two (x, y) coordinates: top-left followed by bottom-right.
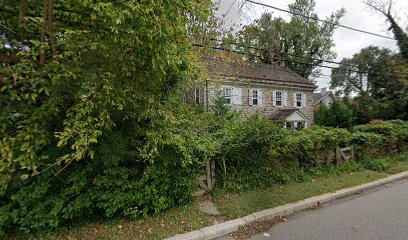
(192, 42), (408, 80)
(221, 0), (239, 22)
(195, 37), (408, 79)
(244, 0), (396, 41)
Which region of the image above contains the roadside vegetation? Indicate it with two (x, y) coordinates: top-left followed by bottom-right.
(11, 150), (408, 240)
(4, 117), (408, 239)
(1, 0), (408, 239)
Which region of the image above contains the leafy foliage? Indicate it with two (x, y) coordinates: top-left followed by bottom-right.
(315, 100), (354, 128)
(238, 0), (345, 78)
(0, 0), (213, 175)
(331, 46), (401, 97)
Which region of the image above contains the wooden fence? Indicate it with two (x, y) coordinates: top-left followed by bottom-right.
(192, 160), (215, 197)
(336, 145), (355, 162)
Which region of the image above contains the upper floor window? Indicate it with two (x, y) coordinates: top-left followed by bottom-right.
(252, 89), (258, 106)
(249, 89), (263, 106)
(222, 87), (232, 105)
(293, 92), (307, 108)
(276, 91), (282, 106)
(272, 91), (288, 107)
(273, 91), (287, 107)
(296, 93), (302, 107)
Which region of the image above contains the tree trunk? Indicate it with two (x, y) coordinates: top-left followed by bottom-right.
(39, 1), (48, 67)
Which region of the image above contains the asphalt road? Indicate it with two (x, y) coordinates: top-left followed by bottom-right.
(221, 179), (408, 240)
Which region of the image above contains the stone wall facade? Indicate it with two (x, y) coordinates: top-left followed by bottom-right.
(202, 81), (315, 125)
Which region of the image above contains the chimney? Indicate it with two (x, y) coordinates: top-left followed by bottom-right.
(321, 87), (327, 95)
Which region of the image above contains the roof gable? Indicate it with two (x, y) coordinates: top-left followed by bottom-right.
(270, 109), (309, 121)
(314, 91), (335, 104)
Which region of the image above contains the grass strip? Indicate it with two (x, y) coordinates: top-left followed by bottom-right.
(19, 156), (408, 240)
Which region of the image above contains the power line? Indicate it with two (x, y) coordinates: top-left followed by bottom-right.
(245, 0), (396, 41)
(203, 37), (408, 78)
(222, 0), (239, 22)
(192, 43), (408, 80)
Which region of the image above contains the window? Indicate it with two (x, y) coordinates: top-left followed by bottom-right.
(293, 92), (306, 108)
(286, 121), (306, 130)
(296, 93), (302, 107)
(249, 89), (262, 106)
(273, 91), (287, 107)
(295, 121), (305, 130)
(195, 89), (200, 104)
(275, 91), (282, 106)
(252, 89), (258, 106)
(223, 87), (232, 105)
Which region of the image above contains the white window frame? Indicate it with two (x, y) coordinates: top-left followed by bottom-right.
(275, 91), (282, 106)
(273, 91), (287, 107)
(222, 87), (232, 105)
(293, 92), (307, 108)
(249, 88), (263, 106)
(285, 121), (307, 130)
(252, 89), (259, 106)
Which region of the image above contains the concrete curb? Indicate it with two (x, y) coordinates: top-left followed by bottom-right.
(166, 171), (408, 240)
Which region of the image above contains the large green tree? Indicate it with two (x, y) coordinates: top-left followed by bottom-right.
(238, 0), (345, 79)
(331, 46), (408, 120)
(331, 46), (400, 98)
(0, 0), (213, 175)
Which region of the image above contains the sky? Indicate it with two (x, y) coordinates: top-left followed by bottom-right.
(215, 0), (408, 91)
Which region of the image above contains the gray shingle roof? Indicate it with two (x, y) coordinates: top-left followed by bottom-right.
(203, 57), (317, 89)
(314, 91), (334, 104)
(314, 92), (323, 103)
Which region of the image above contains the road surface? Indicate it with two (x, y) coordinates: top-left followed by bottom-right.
(220, 179), (408, 240)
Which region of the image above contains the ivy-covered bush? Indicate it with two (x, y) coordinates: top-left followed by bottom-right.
(216, 119), (407, 192)
(0, 128), (198, 236)
(271, 126), (352, 169)
(2, 104), (407, 236)
(353, 120), (408, 154)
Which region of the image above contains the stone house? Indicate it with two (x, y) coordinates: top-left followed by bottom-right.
(193, 57), (317, 129)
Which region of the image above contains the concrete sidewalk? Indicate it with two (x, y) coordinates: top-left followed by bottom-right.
(166, 171), (408, 240)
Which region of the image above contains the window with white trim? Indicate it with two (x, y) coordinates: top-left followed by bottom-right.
(273, 91), (287, 107)
(293, 92), (306, 108)
(249, 89), (262, 106)
(296, 93), (302, 107)
(286, 121), (306, 130)
(222, 87), (232, 105)
(275, 91), (282, 106)
(252, 89), (258, 106)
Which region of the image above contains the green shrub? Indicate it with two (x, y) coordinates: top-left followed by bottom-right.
(315, 100), (354, 128)
(0, 129), (197, 236)
(353, 120), (408, 155)
(363, 158), (391, 172)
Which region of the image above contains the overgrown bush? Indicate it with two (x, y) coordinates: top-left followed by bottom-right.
(353, 120), (408, 155)
(2, 103), (407, 237)
(0, 128), (199, 236)
(315, 100), (354, 128)
(362, 158), (391, 172)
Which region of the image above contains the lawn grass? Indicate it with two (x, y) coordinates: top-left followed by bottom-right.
(18, 153), (408, 240)
(213, 170), (388, 219)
